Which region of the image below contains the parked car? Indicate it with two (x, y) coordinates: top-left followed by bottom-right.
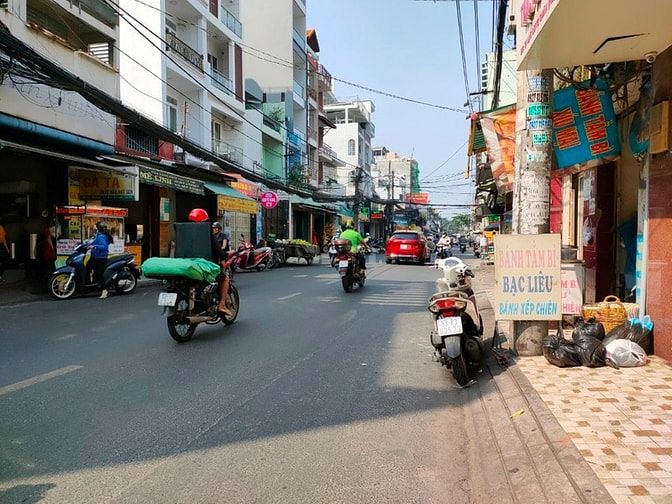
(385, 230), (429, 264)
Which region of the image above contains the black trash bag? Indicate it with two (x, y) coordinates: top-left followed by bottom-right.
(572, 331), (606, 368)
(542, 334), (582, 368)
(574, 317), (606, 341)
(603, 322), (652, 354)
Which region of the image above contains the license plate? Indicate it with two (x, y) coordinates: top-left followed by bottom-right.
(157, 292), (178, 307)
(338, 260), (349, 268)
(400, 244), (409, 250)
(436, 316), (463, 336)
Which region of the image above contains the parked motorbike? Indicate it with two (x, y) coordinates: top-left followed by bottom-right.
(429, 258), (483, 386)
(232, 234), (272, 273)
(155, 262), (239, 343)
(48, 242), (139, 300)
(334, 239), (366, 293)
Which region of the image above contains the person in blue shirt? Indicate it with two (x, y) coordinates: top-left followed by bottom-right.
(87, 221), (113, 298)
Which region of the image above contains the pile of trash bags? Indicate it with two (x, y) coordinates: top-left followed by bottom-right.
(542, 316), (653, 369)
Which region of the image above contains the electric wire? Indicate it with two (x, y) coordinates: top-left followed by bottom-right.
(455, 0), (472, 113)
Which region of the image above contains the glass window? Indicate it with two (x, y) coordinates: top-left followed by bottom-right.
(348, 139), (355, 156)
(167, 96), (178, 132)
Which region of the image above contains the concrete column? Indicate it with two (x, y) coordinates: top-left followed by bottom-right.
(228, 40), (235, 86)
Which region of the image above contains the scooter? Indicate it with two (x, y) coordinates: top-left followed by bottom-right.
(48, 242), (139, 300)
(436, 244), (452, 259)
(429, 258), (483, 386)
(459, 242), (467, 254)
(334, 239), (366, 293)
(231, 234), (273, 273)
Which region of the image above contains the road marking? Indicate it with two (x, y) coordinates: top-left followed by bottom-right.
(0, 365), (83, 397)
(277, 292), (302, 301)
(294, 275), (308, 278)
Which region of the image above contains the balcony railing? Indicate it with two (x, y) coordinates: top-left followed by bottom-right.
(307, 125), (317, 140)
(212, 138), (243, 165)
(220, 4), (242, 38)
(293, 80), (304, 99)
(317, 64), (332, 89)
(166, 30), (203, 71)
(293, 28), (305, 48)
(211, 67), (233, 96)
(319, 143), (337, 161)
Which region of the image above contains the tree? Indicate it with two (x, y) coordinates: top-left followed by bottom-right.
(445, 213), (471, 234)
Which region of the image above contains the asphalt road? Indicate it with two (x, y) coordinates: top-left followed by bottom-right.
(0, 251), (494, 503)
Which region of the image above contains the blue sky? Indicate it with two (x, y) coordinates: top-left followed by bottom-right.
(307, 0), (500, 217)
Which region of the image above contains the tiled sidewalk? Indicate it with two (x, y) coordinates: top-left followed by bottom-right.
(517, 356), (672, 504)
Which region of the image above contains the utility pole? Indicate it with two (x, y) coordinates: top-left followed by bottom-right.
(511, 68), (555, 356)
(352, 165), (362, 232)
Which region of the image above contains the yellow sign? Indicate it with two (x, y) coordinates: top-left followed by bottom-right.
(74, 168), (139, 201)
(494, 234), (561, 320)
(217, 195), (258, 215)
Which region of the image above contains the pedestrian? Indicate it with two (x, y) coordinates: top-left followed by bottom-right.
(0, 216), (9, 284)
(87, 221), (113, 299)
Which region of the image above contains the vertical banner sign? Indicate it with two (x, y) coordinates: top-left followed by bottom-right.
(494, 234), (562, 320)
(553, 79), (621, 169)
(480, 104), (517, 193)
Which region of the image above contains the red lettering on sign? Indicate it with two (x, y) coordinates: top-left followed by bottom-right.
(590, 140), (611, 156)
(553, 107), (575, 128)
(584, 115), (607, 142)
(555, 127), (581, 150)
(576, 89), (603, 117)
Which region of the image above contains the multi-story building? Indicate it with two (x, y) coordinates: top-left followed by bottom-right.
(242, 0), (307, 182)
(372, 148), (418, 203)
(324, 99), (376, 197)
(481, 50), (517, 110)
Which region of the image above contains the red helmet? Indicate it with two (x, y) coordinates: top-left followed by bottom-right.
(188, 208), (209, 222)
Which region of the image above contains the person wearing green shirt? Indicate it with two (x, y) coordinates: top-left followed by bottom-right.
(339, 223), (368, 270)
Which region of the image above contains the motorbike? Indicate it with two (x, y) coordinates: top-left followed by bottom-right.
(48, 242), (139, 300)
(154, 258), (240, 343)
(231, 234), (273, 273)
(459, 242), (467, 254)
(429, 257), (483, 386)
(436, 244), (452, 259)
(328, 236), (339, 267)
(334, 239), (366, 292)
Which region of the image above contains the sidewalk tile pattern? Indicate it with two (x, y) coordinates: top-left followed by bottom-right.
(517, 356), (672, 504)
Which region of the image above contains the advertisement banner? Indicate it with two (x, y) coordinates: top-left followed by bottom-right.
(480, 105), (516, 193)
(69, 167), (139, 202)
(217, 195), (258, 215)
(405, 192), (429, 205)
(494, 234), (562, 320)
(230, 180), (259, 199)
(553, 79), (620, 169)
(139, 166), (204, 195)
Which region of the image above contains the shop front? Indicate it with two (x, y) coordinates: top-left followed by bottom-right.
(204, 182), (259, 246)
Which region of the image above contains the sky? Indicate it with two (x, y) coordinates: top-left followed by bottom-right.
(307, 0), (507, 218)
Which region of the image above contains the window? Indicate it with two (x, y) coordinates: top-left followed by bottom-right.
(348, 139), (355, 156)
(167, 96), (178, 133)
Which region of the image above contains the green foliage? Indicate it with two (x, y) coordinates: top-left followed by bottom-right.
(445, 213), (472, 234)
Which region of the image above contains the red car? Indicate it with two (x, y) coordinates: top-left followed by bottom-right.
(385, 230), (429, 264)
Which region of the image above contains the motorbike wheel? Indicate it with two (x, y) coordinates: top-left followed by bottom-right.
(221, 284), (240, 325)
(256, 258), (269, 272)
(167, 298), (196, 343)
(341, 276), (353, 293)
(357, 277), (365, 288)
(114, 269), (138, 295)
(48, 273), (77, 300)
(452, 353), (472, 386)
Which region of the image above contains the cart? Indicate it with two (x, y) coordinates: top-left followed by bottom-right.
(273, 242), (319, 265)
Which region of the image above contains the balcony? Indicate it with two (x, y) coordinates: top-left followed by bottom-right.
(211, 67), (233, 96)
(293, 28), (305, 49)
(317, 64), (332, 90)
(287, 131), (303, 149)
(212, 138), (243, 165)
(319, 143), (344, 166)
(220, 4), (242, 38)
(166, 30), (203, 71)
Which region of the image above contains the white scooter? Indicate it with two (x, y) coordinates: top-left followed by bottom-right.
(429, 257), (483, 386)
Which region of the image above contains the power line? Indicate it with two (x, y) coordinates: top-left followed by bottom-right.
(455, 0), (472, 113)
(419, 140), (468, 180)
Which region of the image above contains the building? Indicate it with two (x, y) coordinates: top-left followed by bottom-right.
(502, 0), (672, 362)
(481, 50), (517, 111)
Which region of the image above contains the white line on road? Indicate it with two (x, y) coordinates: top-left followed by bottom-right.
(0, 365), (83, 397)
(277, 292), (302, 301)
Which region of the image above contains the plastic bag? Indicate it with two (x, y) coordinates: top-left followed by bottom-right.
(574, 318), (606, 341)
(542, 334), (582, 368)
(604, 340), (647, 368)
(603, 319), (653, 354)
(572, 330), (606, 368)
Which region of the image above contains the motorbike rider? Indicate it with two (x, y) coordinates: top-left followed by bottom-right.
(86, 221), (113, 299)
(437, 233), (451, 248)
(339, 222), (368, 271)
(188, 208), (233, 318)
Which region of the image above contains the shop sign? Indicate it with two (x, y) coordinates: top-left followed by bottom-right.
(160, 197), (171, 222)
(72, 167), (139, 201)
(230, 180), (259, 199)
(561, 264), (583, 315)
(55, 206), (128, 217)
(393, 215), (408, 226)
(139, 166), (204, 195)
(480, 104), (516, 193)
(405, 192), (429, 205)
(260, 191), (279, 209)
(217, 195), (258, 214)
(371, 211), (384, 220)
(553, 79), (621, 169)
(494, 234), (562, 320)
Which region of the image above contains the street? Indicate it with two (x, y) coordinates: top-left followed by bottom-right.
(0, 253), (610, 504)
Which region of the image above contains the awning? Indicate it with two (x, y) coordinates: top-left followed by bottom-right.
(291, 195), (338, 214)
(205, 181), (258, 214)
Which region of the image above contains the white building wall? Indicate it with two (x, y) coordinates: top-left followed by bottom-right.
(0, 4), (118, 144)
(482, 50), (517, 110)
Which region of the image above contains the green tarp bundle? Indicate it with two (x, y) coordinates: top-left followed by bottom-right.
(141, 257), (221, 283)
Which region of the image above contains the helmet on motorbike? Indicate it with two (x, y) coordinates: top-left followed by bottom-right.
(344, 221), (354, 230)
(95, 221), (107, 233)
(188, 208), (209, 222)
(211, 222), (222, 230)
